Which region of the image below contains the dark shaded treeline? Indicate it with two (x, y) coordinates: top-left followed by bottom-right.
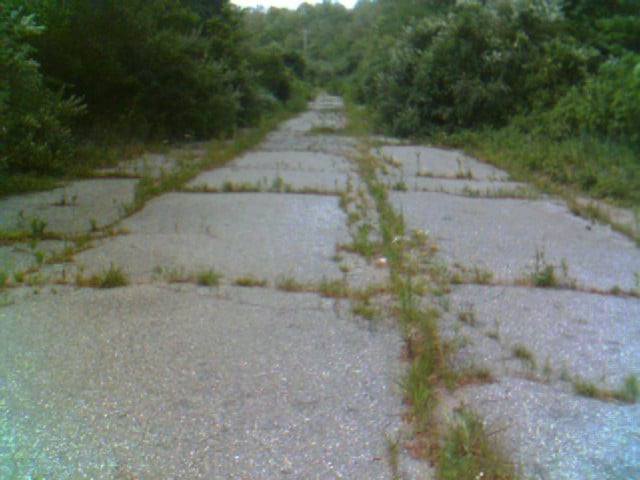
(1, 0), (307, 175)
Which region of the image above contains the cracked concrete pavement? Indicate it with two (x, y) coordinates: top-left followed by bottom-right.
(0, 95), (427, 479)
(1, 95), (639, 480)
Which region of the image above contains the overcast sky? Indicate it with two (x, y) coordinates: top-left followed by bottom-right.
(232, 0), (357, 10)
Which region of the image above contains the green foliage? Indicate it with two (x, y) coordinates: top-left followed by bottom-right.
(369, 2), (591, 136)
(78, 264), (129, 288)
(0, 5), (84, 175)
(549, 53), (640, 147)
(27, 0), (250, 140)
(196, 268), (220, 287)
(0, 0), (310, 185)
(437, 407), (516, 480)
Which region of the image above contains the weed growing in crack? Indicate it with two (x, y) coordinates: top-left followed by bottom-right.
(531, 248), (556, 287)
(234, 276), (268, 288)
(275, 275), (306, 292)
(196, 269), (221, 287)
(458, 304), (477, 326)
(351, 145), (515, 478)
(437, 406), (515, 480)
(317, 277), (349, 298)
(512, 344), (537, 370)
(13, 270), (26, 283)
(78, 264), (129, 288)
(573, 374), (639, 403)
(352, 301), (377, 321)
(348, 223), (378, 258)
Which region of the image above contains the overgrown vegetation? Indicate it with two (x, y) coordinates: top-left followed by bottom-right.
(244, 0), (639, 207)
(572, 374), (639, 404)
(1, 0), (310, 192)
(76, 264), (129, 288)
(349, 147), (514, 478)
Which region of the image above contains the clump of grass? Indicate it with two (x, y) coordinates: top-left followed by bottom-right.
(234, 275), (268, 288)
(222, 180), (262, 193)
(196, 269), (220, 287)
(347, 222), (378, 258)
(13, 270), (26, 283)
(392, 180), (408, 191)
(512, 343), (536, 369)
(458, 304), (477, 326)
(437, 407), (516, 480)
(573, 374), (639, 403)
(352, 301), (377, 321)
(530, 248), (556, 287)
(317, 277), (349, 298)
(78, 264), (129, 288)
(619, 374), (640, 402)
(152, 265), (186, 283)
(29, 217), (47, 238)
(0, 270), (8, 289)
(275, 275), (306, 292)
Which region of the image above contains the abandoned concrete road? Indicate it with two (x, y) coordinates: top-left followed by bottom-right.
(1, 95), (639, 479)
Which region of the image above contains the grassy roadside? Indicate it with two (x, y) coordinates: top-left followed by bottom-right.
(446, 127), (640, 242)
(0, 96), (309, 290)
(0, 94), (309, 201)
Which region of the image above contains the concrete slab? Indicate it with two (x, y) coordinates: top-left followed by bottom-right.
(97, 143), (207, 178)
(74, 193), (349, 284)
(574, 196), (640, 238)
(455, 378), (640, 480)
(0, 179), (137, 234)
(259, 133), (357, 155)
(210, 150), (353, 174)
(393, 192), (640, 291)
(382, 175), (534, 197)
(188, 168), (352, 193)
(445, 285), (640, 386)
(0, 285), (405, 479)
(378, 145), (509, 181)
(0, 246), (37, 276)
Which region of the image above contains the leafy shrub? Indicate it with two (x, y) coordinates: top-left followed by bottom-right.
(0, 5), (84, 175)
(549, 53), (640, 147)
(369, 2), (591, 136)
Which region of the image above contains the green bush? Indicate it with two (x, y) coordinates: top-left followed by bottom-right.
(549, 53), (640, 147)
(0, 5), (84, 175)
(369, 2), (591, 136)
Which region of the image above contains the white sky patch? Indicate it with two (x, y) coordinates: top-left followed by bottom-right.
(232, 0), (357, 10)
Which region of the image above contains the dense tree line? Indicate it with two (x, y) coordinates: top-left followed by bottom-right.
(1, 0), (307, 176)
(4, 0), (639, 199)
(244, 0), (639, 202)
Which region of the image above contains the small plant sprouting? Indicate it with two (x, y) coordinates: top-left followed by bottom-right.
(30, 217), (47, 238)
(458, 303), (477, 326)
(275, 275), (306, 292)
(352, 301), (376, 321)
(34, 250), (45, 265)
(437, 406), (515, 480)
(530, 248), (556, 287)
(455, 157), (474, 180)
(196, 269), (220, 287)
(317, 277), (349, 298)
(512, 343), (536, 369)
(234, 275), (268, 288)
(270, 175), (285, 193)
(78, 264), (129, 288)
